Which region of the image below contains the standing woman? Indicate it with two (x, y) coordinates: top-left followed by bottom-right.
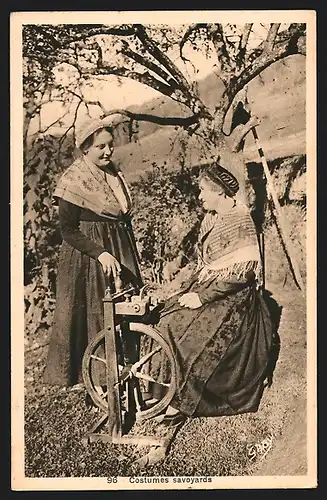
(152, 163), (275, 425)
(44, 116), (143, 387)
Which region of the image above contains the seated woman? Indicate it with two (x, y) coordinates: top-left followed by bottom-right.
(153, 163), (275, 426)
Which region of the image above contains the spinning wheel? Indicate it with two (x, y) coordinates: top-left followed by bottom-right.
(81, 282), (178, 445)
(82, 322), (176, 421)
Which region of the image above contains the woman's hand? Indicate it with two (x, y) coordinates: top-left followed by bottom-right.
(98, 252), (121, 279)
(178, 292), (202, 309)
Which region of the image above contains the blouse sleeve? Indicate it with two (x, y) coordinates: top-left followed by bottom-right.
(197, 273), (254, 304)
(58, 198), (106, 260)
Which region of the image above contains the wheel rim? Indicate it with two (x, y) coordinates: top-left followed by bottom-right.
(82, 323), (177, 421)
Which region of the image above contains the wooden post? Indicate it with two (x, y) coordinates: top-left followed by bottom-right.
(83, 283), (172, 447)
(103, 288), (123, 439)
(258, 231), (266, 291)
(250, 126), (305, 292)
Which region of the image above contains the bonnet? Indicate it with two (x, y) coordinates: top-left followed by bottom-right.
(75, 115), (116, 149)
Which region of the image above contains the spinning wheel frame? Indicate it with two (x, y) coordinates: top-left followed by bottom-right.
(82, 322), (177, 421)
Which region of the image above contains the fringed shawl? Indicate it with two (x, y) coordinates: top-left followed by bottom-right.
(53, 155), (132, 217)
(197, 203), (261, 283)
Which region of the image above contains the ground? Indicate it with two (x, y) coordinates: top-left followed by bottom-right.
(24, 282), (307, 478)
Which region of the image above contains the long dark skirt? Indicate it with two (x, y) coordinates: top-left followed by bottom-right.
(43, 219), (142, 387)
(152, 277), (274, 417)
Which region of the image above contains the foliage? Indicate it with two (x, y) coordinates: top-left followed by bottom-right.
(24, 135), (73, 335)
(131, 155), (307, 287)
(131, 163), (203, 283)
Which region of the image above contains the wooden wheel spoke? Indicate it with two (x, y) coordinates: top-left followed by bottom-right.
(94, 386), (108, 399)
(90, 354), (106, 364)
(131, 345), (162, 371)
(83, 326), (176, 420)
(134, 371), (170, 388)
(133, 383), (143, 412)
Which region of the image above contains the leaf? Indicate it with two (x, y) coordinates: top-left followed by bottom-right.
(26, 189), (38, 207)
(43, 197), (52, 208)
(26, 173), (40, 190)
(33, 306), (42, 328)
(24, 208), (37, 224)
(30, 220), (39, 234)
(25, 228), (32, 241)
(28, 235), (36, 250)
(25, 280), (37, 294)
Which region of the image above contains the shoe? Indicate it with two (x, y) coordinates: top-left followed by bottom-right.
(70, 383), (84, 392)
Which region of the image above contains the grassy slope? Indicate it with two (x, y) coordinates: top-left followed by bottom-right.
(250, 286), (307, 476)
(24, 283), (307, 478)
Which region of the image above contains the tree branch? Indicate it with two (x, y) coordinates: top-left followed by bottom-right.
(120, 41), (179, 88)
(101, 108), (200, 128)
(264, 23), (281, 51)
(84, 64), (176, 98)
(246, 24), (305, 66)
(62, 24), (138, 41)
(125, 25), (211, 117)
(230, 116), (260, 152)
(226, 29), (305, 103)
(59, 100), (82, 149)
(207, 23), (230, 72)
(134, 24), (193, 95)
(88, 25), (136, 36)
(39, 108), (71, 134)
(236, 23), (253, 69)
(240, 23), (253, 51)
(179, 23), (207, 61)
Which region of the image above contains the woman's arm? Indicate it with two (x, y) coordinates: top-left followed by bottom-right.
(58, 198), (106, 259)
(197, 273), (253, 305)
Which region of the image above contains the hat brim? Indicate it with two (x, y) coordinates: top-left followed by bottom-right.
(76, 118), (113, 149)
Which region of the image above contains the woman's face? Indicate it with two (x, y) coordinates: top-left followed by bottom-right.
(199, 177), (229, 212)
(84, 129), (114, 168)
